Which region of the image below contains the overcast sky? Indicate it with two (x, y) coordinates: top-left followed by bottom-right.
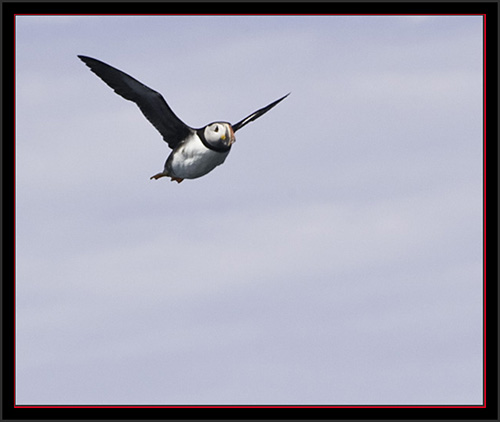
(15, 15), (484, 406)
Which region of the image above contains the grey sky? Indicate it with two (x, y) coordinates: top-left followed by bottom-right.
(15, 15), (483, 405)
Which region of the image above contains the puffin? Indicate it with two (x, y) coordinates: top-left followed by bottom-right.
(78, 55), (289, 183)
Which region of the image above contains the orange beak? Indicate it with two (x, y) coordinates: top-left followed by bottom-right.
(228, 126), (236, 145)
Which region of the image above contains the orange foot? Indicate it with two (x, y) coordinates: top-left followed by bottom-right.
(150, 172), (183, 183)
(150, 172), (166, 180)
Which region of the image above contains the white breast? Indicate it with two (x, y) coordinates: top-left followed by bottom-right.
(166, 133), (230, 179)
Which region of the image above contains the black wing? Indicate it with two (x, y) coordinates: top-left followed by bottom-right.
(78, 55), (192, 149)
(232, 93), (290, 132)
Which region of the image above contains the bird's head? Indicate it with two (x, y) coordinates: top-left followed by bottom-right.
(204, 122), (235, 149)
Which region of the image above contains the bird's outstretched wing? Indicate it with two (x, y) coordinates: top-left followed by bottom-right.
(232, 93), (290, 132)
(78, 55), (192, 149)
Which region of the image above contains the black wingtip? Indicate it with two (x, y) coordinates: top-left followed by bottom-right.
(77, 55), (96, 69)
(232, 93), (290, 132)
(269, 92), (291, 105)
(78, 55), (101, 66)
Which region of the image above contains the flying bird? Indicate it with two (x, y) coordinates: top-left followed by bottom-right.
(78, 55), (289, 183)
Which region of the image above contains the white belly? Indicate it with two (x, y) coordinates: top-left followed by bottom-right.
(166, 135), (230, 179)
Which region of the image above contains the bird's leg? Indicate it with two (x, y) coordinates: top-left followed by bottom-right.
(150, 172), (183, 183)
(150, 172), (167, 180)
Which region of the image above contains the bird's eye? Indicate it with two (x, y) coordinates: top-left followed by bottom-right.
(214, 126), (219, 132)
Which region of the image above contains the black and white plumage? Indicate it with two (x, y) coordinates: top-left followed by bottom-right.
(78, 55), (289, 183)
